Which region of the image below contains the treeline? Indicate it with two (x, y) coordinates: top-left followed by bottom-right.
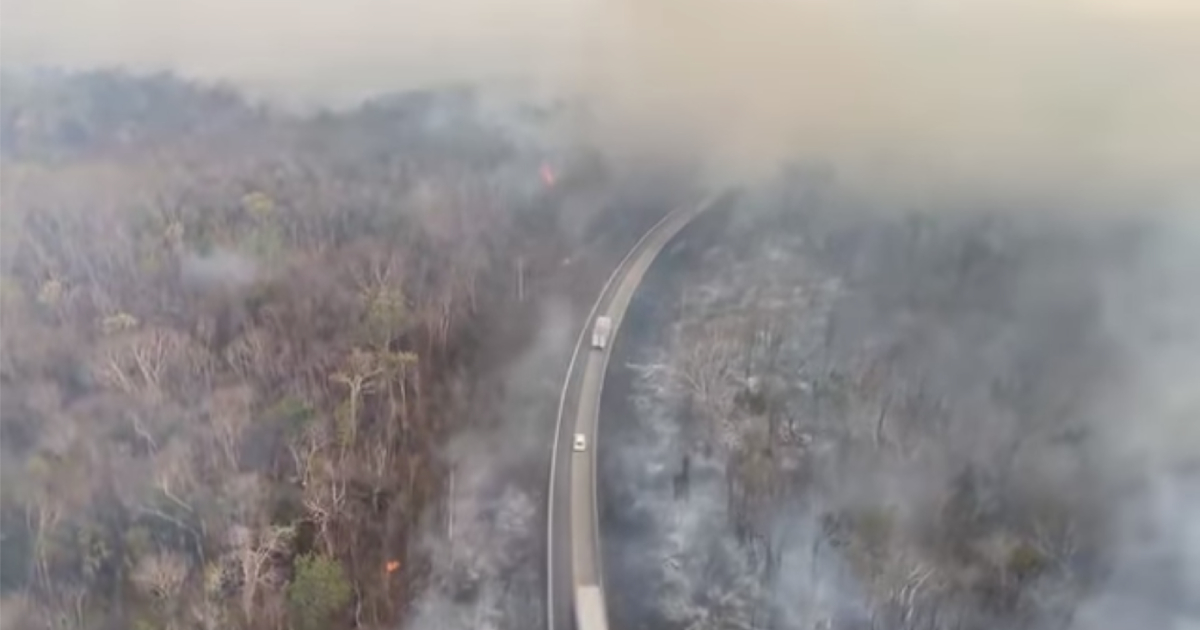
(0, 70), (585, 629)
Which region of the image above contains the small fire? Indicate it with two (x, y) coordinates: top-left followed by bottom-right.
(385, 560), (401, 574)
(540, 163), (557, 187)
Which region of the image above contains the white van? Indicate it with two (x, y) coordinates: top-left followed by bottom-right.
(592, 316), (613, 349)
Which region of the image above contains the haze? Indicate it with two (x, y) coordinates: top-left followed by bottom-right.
(4, 0), (1198, 207)
(3, 2), (1200, 629)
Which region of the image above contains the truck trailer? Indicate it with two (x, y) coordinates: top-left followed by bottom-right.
(575, 585), (609, 630)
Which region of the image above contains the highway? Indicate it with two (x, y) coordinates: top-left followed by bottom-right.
(546, 193), (726, 630)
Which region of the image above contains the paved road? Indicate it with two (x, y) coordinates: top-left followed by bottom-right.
(547, 194), (726, 630)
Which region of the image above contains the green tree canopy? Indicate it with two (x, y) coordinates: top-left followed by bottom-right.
(287, 554), (352, 630)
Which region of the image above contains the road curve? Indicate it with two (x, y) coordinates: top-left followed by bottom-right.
(547, 192), (728, 630)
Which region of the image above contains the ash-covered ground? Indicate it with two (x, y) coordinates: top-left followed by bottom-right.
(599, 174), (1200, 630)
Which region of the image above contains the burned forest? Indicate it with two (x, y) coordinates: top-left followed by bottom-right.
(599, 178), (1200, 630)
(0, 69), (682, 630)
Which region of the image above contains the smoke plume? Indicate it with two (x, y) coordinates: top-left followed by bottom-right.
(5, 0), (1198, 206)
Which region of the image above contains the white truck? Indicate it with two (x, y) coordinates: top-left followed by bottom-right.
(591, 316), (613, 349)
(575, 585), (610, 630)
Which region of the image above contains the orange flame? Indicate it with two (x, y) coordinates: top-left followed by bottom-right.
(540, 164), (557, 187)
(386, 560), (401, 574)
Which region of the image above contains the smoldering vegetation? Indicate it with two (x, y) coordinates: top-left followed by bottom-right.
(0, 69), (696, 630)
(600, 172), (1200, 630)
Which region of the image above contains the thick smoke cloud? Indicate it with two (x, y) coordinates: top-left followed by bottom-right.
(579, 0), (1199, 193)
(5, 0), (1198, 206)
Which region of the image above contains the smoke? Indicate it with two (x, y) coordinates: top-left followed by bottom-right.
(576, 0), (1200, 203)
(180, 248), (259, 290)
(405, 297), (577, 630)
(5, 0), (1197, 626)
(4, 0), (1198, 205)
(1069, 219), (1200, 630)
(600, 183), (1200, 629)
